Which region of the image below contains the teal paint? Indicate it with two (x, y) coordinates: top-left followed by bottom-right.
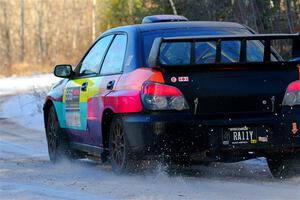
(53, 101), (67, 128)
(52, 101), (87, 131)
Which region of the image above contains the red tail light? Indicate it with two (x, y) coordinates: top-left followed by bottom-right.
(283, 80), (300, 106)
(282, 66), (300, 106)
(287, 80), (300, 92)
(141, 82), (189, 110)
(142, 82), (182, 96)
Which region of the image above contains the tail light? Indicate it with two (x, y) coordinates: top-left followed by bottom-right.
(283, 80), (300, 106)
(141, 82), (189, 110)
(282, 66), (300, 106)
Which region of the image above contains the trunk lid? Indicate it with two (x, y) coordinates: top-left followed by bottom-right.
(163, 65), (298, 116)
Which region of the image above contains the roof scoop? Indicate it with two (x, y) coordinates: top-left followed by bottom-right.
(142, 15), (188, 24)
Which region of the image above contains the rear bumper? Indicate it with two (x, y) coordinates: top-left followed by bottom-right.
(122, 108), (300, 160)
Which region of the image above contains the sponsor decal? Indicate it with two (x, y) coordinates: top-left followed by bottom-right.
(250, 139), (257, 144)
(258, 136), (268, 142)
(292, 122), (298, 135)
(178, 76), (189, 82)
(72, 89), (80, 95)
(171, 77), (177, 83)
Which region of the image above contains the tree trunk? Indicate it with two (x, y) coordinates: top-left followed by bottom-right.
(2, 2), (12, 75)
(36, 1), (44, 63)
(285, 0), (294, 33)
(92, 0), (96, 41)
(169, 0), (177, 15)
(19, 0), (25, 62)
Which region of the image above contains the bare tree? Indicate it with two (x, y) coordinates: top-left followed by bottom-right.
(35, 1), (45, 63)
(285, 0), (294, 33)
(19, 0), (25, 62)
(169, 0), (177, 15)
(92, 0), (96, 41)
(1, 1), (12, 75)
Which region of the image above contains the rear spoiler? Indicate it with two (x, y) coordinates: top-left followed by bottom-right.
(148, 33), (300, 68)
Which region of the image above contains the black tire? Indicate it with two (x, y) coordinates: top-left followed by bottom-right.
(109, 116), (136, 174)
(267, 153), (300, 179)
(46, 106), (74, 162)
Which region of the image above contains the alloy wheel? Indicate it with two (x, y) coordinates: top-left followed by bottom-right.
(111, 121), (126, 168)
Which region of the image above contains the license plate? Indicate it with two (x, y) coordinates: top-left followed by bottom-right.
(222, 126), (257, 145)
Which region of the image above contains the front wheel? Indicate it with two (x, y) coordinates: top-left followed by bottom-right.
(267, 153), (300, 179)
(46, 106), (74, 162)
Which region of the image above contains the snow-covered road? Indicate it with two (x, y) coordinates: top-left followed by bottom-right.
(1, 75), (300, 200)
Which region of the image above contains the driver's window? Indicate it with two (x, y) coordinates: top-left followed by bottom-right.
(79, 35), (113, 76)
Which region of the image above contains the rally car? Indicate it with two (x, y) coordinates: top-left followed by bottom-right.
(44, 15), (300, 178)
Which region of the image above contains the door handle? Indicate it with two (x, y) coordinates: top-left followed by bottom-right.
(81, 82), (88, 92)
(107, 80), (115, 90)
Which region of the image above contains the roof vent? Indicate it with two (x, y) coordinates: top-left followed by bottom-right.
(142, 15), (188, 24)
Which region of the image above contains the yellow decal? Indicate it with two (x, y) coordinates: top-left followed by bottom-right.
(250, 139), (257, 144)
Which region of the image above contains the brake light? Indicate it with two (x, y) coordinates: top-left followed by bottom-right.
(287, 80), (300, 92)
(283, 80), (300, 106)
(142, 83), (181, 96)
(141, 82), (189, 110)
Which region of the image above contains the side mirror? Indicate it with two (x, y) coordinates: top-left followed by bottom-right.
(54, 64), (73, 78)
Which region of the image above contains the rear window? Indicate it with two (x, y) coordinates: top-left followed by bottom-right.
(142, 27), (277, 66)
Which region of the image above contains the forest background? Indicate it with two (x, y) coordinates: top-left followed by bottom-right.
(0, 0), (299, 76)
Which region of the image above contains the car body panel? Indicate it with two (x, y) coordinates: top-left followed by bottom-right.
(46, 67), (164, 147)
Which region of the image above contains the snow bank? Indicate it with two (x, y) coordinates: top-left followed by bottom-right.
(0, 74), (60, 95)
(0, 73), (60, 130)
(0, 92), (45, 131)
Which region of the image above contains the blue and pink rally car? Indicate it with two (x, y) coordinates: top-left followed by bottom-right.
(44, 15), (300, 177)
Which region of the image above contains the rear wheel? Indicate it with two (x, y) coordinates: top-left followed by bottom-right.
(109, 116), (137, 174)
(267, 153), (300, 179)
(46, 106), (74, 162)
